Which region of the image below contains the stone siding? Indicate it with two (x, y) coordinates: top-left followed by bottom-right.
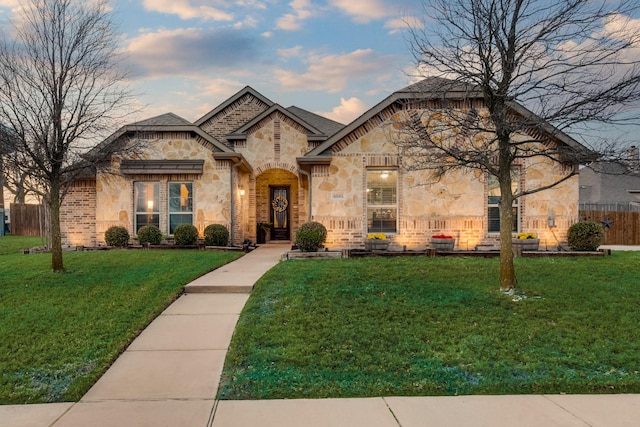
(311, 107), (579, 250)
(94, 136), (232, 245)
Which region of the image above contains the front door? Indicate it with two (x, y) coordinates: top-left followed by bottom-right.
(270, 187), (290, 240)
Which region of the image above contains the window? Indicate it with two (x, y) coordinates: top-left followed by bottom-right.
(135, 182), (159, 233)
(487, 169), (520, 233)
(367, 169), (397, 233)
(169, 182), (193, 234)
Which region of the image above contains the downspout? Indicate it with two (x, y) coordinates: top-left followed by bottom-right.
(298, 168), (312, 222)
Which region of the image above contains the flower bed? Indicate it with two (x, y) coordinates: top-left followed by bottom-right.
(365, 233), (390, 251)
(513, 232), (539, 251)
(430, 234), (455, 251)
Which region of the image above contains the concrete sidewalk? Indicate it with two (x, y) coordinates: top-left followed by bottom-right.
(2, 243), (640, 426)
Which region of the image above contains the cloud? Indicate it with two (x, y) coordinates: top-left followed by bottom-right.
(276, 0), (315, 31)
(274, 48), (395, 93)
(124, 27), (261, 79)
(233, 15), (259, 29)
(328, 0), (389, 23)
(142, 0), (233, 21)
(0, 0), (20, 8)
(317, 97), (368, 123)
(277, 45), (303, 59)
(384, 16), (424, 35)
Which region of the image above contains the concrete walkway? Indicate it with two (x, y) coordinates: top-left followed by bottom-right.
(2, 243), (640, 426)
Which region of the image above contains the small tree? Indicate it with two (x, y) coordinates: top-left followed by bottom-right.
(398, 0), (640, 290)
(0, 0), (134, 270)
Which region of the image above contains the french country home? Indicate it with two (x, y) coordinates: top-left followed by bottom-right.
(60, 78), (587, 250)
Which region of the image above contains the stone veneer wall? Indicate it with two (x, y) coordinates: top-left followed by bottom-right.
(310, 108), (580, 250)
(60, 179), (96, 247)
(94, 136), (233, 244)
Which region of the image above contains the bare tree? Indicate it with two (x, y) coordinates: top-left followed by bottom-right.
(396, 0), (640, 290)
(0, 0), (134, 271)
(1, 126), (34, 205)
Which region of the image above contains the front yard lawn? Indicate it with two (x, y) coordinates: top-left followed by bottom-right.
(219, 252), (640, 399)
(0, 236), (242, 404)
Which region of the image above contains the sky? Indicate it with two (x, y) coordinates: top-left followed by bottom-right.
(0, 0), (638, 144)
(0, 0), (423, 126)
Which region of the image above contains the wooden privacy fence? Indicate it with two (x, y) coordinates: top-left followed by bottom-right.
(9, 203), (48, 237)
(579, 210), (640, 245)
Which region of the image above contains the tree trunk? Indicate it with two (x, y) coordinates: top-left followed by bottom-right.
(49, 183), (64, 272)
(498, 173), (516, 290)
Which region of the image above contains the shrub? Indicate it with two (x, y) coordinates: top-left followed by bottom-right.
(295, 221), (327, 252)
(137, 225), (163, 245)
(204, 224), (229, 246)
(567, 221), (604, 251)
(173, 224), (199, 245)
(104, 226), (130, 247)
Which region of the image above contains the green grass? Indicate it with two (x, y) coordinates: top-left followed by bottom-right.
(0, 236), (242, 404)
(0, 235), (44, 255)
(219, 253), (640, 399)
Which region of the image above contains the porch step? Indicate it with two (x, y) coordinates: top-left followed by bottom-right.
(182, 245), (288, 294)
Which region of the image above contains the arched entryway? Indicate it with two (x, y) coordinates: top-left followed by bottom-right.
(255, 168), (300, 242)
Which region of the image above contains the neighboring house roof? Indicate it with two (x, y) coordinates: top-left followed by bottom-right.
(579, 161), (640, 205)
(305, 77), (590, 160)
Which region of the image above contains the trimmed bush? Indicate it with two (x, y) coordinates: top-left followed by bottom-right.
(173, 224), (199, 245)
(104, 226), (130, 247)
(568, 221), (604, 251)
(295, 221), (327, 252)
(204, 224), (229, 246)
(137, 225), (163, 245)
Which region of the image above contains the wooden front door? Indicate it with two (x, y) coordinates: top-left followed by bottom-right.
(270, 187), (290, 240)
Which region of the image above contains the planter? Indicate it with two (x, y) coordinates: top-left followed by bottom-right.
(430, 238), (455, 252)
(512, 238), (540, 251)
(365, 240), (390, 251)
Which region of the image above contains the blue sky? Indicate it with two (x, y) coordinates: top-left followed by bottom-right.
(1, 0), (638, 146)
(108, 0), (422, 124)
(0, 0), (423, 124)
(72, 0), (423, 125)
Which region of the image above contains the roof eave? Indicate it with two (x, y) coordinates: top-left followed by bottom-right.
(297, 155), (332, 165)
(213, 152), (253, 172)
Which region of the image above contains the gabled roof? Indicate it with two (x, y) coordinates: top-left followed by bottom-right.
(132, 112), (192, 127)
(95, 113), (233, 156)
(225, 104), (332, 142)
(193, 86), (274, 127)
(287, 106), (345, 137)
(306, 77), (590, 159)
(398, 77), (482, 99)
